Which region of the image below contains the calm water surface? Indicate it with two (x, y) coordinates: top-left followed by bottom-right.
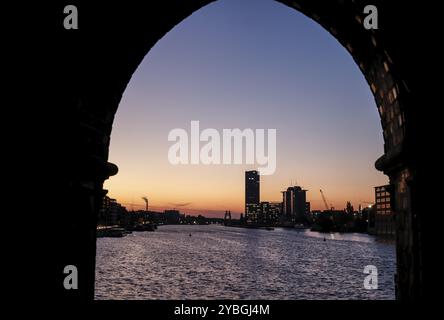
(95, 224), (395, 300)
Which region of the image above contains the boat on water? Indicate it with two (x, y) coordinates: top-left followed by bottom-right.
(127, 223), (156, 232)
(310, 224), (323, 232)
(97, 227), (127, 238)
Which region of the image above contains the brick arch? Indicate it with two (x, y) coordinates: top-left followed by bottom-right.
(58, 0), (422, 300)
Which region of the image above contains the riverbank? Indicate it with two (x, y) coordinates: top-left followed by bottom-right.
(97, 223), (157, 237)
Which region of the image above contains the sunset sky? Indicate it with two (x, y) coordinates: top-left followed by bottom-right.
(104, 0), (388, 217)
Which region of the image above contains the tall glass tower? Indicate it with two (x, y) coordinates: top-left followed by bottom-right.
(245, 170), (260, 220)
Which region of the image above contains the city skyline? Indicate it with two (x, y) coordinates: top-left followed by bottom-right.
(104, 0), (388, 217)
(106, 169), (378, 219)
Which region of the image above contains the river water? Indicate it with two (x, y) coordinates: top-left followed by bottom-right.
(95, 224), (395, 300)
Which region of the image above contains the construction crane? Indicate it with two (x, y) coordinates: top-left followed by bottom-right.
(320, 189), (333, 211)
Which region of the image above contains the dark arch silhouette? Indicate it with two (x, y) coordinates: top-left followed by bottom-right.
(55, 0), (426, 300)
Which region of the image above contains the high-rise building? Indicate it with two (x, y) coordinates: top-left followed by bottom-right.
(282, 186), (307, 222)
(245, 170), (260, 220)
(282, 188), (292, 218)
(260, 201), (281, 225)
(374, 185), (395, 235)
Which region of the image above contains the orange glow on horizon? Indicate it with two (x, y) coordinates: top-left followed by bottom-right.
(104, 161), (386, 218)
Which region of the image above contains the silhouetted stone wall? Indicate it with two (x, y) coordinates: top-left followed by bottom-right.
(54, 0), (426, 300)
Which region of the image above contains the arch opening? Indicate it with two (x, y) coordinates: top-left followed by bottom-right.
(59, 0), (422, 301)
(97, 0), (398, 300)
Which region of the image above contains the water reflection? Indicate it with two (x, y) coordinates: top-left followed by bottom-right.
(95, 224), (395, 300)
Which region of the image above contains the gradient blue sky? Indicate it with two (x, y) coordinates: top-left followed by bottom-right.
(105, 0), (387, 216)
